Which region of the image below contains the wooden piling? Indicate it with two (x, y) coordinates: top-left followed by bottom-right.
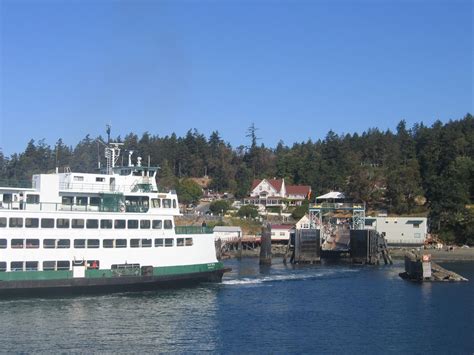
(259, 224), (272, 265)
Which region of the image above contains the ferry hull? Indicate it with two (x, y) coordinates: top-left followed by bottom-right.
(0, 268), (229, 297)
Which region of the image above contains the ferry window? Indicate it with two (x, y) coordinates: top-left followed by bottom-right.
(96, 177), (105, 182)
(128, 220), (138, 229)
(11, 239), (24, 248)
(164, 220), (173, 229)
(165, 238), (173, 247)
(154, 238), (164, 247)
(163, 199), (171, 208)
(57, 261), (70, 270)
(86, 219), (99, 229)
(152, 220), (162, 229)
(41, 218), (54, 228)
(0, 239), (6, 248)
(57, 239), (70, 249)
(43, 261), (56, 271)
(87, 239), (100, 248)
(74, 239), (86, 249)
(62, 196), (73, 205)
(26, 194), (40, 204)
(152, 199), (161, 208)
(26, 239), (39, 249)
(116, 239), (127, 248)
(185, 238), (193, 246)
(133, 170), (142, 176)
(130, 239), (140, 248)
(114, 219), (126, 229)
(140, 220), (150, 229)
(173, 199), (177, 208)
(87, 260), (99, 269)
(100, 219), (112, 229)
(11, 261), (24, 272)
(103, 239), (114, 248)
(25, 261), (38, 271)
(25, 218), (39, 228)
(0, 217), (6, 227)
(43, 239), (56, 249)
(142, 239), (152, 248)
(76, 197), (87, 206)
(72, 219), (85, 229)
(73, 176), (84, 182)
(0, 262), (6, 272)
(57, 218), (70, 228)
(90, 197), (100, 206)
(177, 238), (184, 247)
(9, 217), (23, 228)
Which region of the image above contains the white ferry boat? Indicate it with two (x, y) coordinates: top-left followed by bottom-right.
(0, 141), (227, 296)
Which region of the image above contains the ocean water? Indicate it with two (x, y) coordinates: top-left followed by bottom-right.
(0, 258), (472, 354)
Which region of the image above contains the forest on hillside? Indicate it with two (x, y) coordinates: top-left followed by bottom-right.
(0, 114), (473, 244)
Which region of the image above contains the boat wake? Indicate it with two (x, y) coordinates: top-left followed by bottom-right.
(222, 268), (359, 286)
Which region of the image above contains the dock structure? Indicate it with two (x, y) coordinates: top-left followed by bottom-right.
(349, 230), (392, 265)
(260, 224), (272, 265)
(400, 252), (468, 282)
(286, 229), (321, 264)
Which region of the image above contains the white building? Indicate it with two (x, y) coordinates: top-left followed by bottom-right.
(270, 224), (294, 242)
(365, 216), (427, 246)
(213, 226), (242, 242)
(295, 214), (311, 229)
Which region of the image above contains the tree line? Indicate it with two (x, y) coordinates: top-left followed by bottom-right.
(0, 114), (472, 244)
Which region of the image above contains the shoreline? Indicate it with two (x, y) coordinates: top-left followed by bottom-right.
(221, 245), (474, 262)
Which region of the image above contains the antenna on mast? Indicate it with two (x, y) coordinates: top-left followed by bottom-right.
(106, 124), (111, 144)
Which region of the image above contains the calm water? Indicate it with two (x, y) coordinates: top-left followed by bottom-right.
(0, 259), (473, 354)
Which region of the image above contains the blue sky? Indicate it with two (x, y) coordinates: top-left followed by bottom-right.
(0, 0), (472, 155)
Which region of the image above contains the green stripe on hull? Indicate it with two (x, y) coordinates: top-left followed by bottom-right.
(0, 262), (224, 282)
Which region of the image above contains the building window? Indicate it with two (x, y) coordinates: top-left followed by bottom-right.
(41, 218), (55, 228)
(25, 218), (39, 228)
(280, 232), (285, 236)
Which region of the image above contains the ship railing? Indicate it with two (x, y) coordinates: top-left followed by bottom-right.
(175, 226), (214, 234)
(59, 182), (158, 193)
(0, 202), (149, 213)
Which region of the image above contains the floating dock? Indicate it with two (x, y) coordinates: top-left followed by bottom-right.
(399, 252), (468, 282)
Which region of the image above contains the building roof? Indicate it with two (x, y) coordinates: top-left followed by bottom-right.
(250, 179), (262, 191)
(316, 191), (345, 200)
(271, 224), (294, 230)
(286, 185), (311, 196)
(251, 179), (284, 193)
